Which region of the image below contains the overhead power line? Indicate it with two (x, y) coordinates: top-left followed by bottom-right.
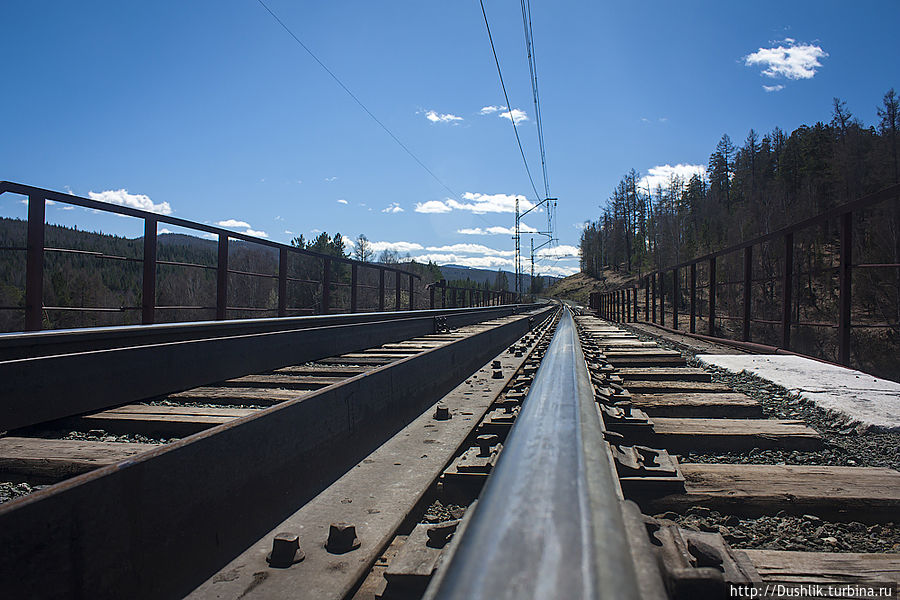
(478, 0), (541, 203)
(255, 0), (463, 200)
(520, 0), (550, 201)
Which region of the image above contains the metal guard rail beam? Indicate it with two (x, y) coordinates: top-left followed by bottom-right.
(0, 304), (540, 432)
(430, 308), (644, 600)
(0, 305), (539, 361)
(0, 180), (421, 273)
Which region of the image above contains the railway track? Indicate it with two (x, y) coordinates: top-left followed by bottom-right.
(2, 303), (898, 598)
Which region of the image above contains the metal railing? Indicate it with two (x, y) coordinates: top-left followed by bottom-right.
(591, 184), (900, 367)
(427, 280), (516, 308)
(0, 182), (440, 331)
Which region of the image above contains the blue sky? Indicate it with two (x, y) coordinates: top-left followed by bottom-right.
(2, 1), (898, 277)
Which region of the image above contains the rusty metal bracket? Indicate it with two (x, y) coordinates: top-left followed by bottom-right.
(642, 516), (761, 599)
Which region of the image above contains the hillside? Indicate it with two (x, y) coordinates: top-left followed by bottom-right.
(439, 264), (557, 290)
(547, 269), (636, 306)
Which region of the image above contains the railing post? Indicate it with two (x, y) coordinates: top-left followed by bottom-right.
(142, 218), (157, 325)
(25, 194), (45, 331)
(651, 275), (656, 323)
(672, 267), (679, 330)
(838, 212), (853, 365)
(644, 278), (649, 321)
(408, 274), (415, 310)
(742, 246), (752, 341)
(350, 263), (358, 313)
(441, 282), (446, 308)
(321, 257), (331, 314)
(626, 288), (631, 322)
(379, 269), (386, 311)
(216, 234), (229, 320)
(659, 271), (665, 327)
(781, 233), (793, 349)
(278, 248), (288, 317)
(430, 285), (435, 309)
(633, 285), (638, 322)
(708, 257), (717, 336)
(690, 263), (696, 333)
(395, 271), (401, 310)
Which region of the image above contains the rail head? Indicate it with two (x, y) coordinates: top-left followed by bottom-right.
(429, 308), (645, 600)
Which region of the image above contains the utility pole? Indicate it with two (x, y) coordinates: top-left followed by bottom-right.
(530, 237), (535, 296)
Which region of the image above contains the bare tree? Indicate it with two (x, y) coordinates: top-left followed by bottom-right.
(354, 234), (373, 262)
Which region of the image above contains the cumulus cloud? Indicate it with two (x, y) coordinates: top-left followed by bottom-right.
(499, 108), (528, 123)
(537, 264), (579, 277)
(480, 105), (504, 115)
(369, 240), (424, 253)
(763, 84), (785, 93)
(411, 253), (514, 270)
(216, 219), (251, 228)
(744, 39), (827, 80)
(537, 245), (580, 259)
(336, 199), (349, 205)
(325, 176), (338, 182)
(638, 164), (707, 193)
(415, 192), (533, 215)
(425, 243), (515, 257)
(382, 202), (404, 213)
(88, 189), (172, 215)
(215, 218), (268, 238)
(424, 110), (463, 124)
(457, 223), (538, 235)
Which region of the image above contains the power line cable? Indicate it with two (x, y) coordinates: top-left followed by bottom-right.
(520, 0), (549, 201)
(255, 0), (466, 201)
(478, 0), (541, 203)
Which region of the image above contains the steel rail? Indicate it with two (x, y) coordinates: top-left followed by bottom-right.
(429, 309), (647, 600)
(0, 305), (538, 432)
(0, 306), (554, 599)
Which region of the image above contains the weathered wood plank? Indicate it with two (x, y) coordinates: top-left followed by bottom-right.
(625, 381), (733, 393)
(632, 392), (762, 418)
(218, 374), (337, 389)
(616, 367), (711, 382)
(643, 464), (900, 521)
(0, 437), (155, 481)
(743, 550), (900, 585)
(646, 418), (822, 451)
(73, 405), (259, 437)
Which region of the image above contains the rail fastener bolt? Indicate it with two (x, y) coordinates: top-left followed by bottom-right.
(266, 532), (305, 568)
(476, 434), (500, 457)
(434, 404), (451, 420)
(325, 522), (361, 554)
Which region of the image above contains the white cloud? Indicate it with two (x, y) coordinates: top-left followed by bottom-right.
(382, 202), (404, 213)
(415, 192), (533, 215)
(284, 230), (294, 235)
(499, 108), (528, 123)
(537, 245), (580, 259)
(537, 264), (579, 277)
(216, 219), (251, 228)
(340, 235), (355, 248)
(158, 228), (173, 234)
(480, 105), (505, 115)
(369, 240), (424, 253)
(763, 84), (785, 93)
(325, 176), (338, 182)
(88, 189), (172, 215)
(425, 243), (515, 257)
(638, 164), (707, 193)
(215, 218), (268, 238)
(414, 200), (453, 214)
(457, 223), (538, 235)
(411, 253), (514, 270)
(336, 199), (349, 205)
(424, 110), (463, 124)
(274, 215), (284, 221)
(744, 40), (827, 80)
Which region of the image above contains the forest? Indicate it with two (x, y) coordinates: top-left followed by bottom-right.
(0, 222), (519, 332)
(579, 90), (899, 379)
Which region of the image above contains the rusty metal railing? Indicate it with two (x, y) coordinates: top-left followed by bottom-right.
(0, 181), (434, 331)
(591, 184), (900, 367)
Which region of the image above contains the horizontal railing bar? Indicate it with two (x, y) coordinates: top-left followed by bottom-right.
(0, 181), (422, 279)
(226, 268), (278, 279)
(44, 247), (142, 262)
(43, 306), (139, 312)
(157, 260), (216, 270)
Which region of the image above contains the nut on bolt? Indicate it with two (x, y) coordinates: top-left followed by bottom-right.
(434, 404), (451, 420)
(325, 522), (361, 554)
(267, 532), (305, 568)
